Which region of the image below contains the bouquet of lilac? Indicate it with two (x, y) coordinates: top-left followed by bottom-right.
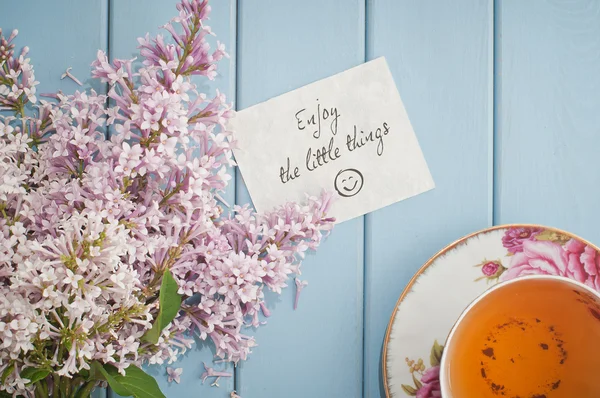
(0, 1), (334, 397)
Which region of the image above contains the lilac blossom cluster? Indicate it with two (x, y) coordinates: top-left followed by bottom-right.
(0, 1), (334, 395)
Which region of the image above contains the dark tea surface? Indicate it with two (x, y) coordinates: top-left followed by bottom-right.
(443, 278), (600, 397)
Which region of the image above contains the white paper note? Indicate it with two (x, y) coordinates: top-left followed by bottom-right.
(230, 57), (435, 223)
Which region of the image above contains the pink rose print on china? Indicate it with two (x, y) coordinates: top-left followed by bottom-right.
(401, 340), (443, 397)
(481, 262), (499, 276)
(501, 240), (569, 281)
(388, 225), (600, 398)
(416, 366), (441, 398)
(564, 239), (600, 290)
(502, 226), (543, 254)
(501, 238), (600, 288)
(475, 259), (507, 282)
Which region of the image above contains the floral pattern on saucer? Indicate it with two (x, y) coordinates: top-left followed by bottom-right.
(400, 340), (443, 397)
(384, 225), (600, 398)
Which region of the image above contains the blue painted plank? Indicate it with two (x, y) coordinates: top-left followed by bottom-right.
(365, 1), (493, 397)
(234, 1), (365, 397)
(108, 1), (236, 397)
(0, 3), (108, 397)
(495, 0), (600, 245)
(0, 0), (108, 96)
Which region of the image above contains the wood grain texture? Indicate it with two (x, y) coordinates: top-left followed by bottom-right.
(234, 1), (365, 397)
(0, 3), (108, 397)
(108, 1), (236, 397)
(365, 1), (493, 396)
(495, 0), (600, 245)
(11, 1), (600, 397)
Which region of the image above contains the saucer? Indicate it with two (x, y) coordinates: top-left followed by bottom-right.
(382, 224), (600, 397)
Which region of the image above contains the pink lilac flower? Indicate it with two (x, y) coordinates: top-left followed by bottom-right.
(0, 29), (38, 110)
(61, 67), (83, 86)
(416, 366), (441, 398)
(294, 278), (308, 310)
(200, 363), (232, 387)
(167, 367), (183, 384)
(0, 2), (335, 396)
(502, 227), (543, 254)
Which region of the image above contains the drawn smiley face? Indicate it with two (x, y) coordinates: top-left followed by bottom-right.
(334, 168), (364, 198)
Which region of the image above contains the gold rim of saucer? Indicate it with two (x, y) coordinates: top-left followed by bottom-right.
(381, 223), (600, 398)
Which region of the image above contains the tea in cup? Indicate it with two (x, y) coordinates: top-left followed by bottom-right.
(440, 275), (600, 397)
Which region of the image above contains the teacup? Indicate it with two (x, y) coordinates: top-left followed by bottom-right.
(440, 275), (600, 397)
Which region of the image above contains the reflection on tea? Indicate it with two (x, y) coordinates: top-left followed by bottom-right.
(443, 278), (600, 397)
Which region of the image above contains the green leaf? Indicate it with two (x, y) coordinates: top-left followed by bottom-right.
(143, 270), (182, 344)
(107, 364), (165, 398)
(1, 363), (15, 384)
(75, 381), (96, 398)
(90, 362), (165, 398)
(89, 362), (132, 397)
(78, 368), (90, 381)
(88, 361), (107, 382)
(412, 373), (423, 390)
(430, 339), (444, 367)
(401, 384), (417, 396)
(20, 367), (50, 385)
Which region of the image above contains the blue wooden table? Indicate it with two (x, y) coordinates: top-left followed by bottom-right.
(3, 1), (600, 397)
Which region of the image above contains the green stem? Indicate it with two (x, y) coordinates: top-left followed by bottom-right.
(159, 181), (183, 206)
(188, 109), (211, 124)
(69, 377), (84, 398)
(60, 375), (70, 398)
(53, 373), (60, 398)
(175, 16), (200, 75)
(74, 381), (95, 398)
(16, 102), (25, 118)
(34, 381), (47, 398)
(43, 379), (50, 396)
